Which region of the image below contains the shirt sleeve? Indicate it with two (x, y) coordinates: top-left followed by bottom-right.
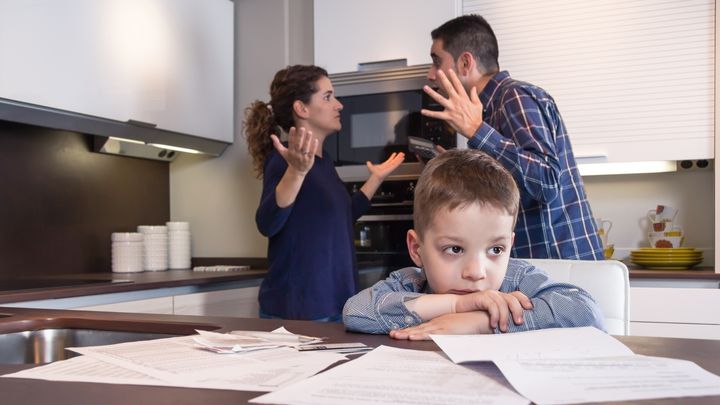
(502, 261), (607, 333)
(467, 88), (561, 204)
(342, 267), (426, 334)
(255, 152), (293, 237)
(350, 191), (371, 221)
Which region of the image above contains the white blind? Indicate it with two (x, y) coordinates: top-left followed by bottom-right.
(463, 0), (715, 161)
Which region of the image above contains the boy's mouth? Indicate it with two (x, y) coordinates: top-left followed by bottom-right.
(448, 289), (477, 295)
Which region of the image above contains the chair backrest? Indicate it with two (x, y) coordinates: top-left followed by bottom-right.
(522, 259), (630, 335)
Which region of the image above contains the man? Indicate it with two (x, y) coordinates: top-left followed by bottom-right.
(421, 14), (603, 260)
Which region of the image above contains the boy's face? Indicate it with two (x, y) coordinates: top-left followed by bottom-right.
(407, 202), (515, 294)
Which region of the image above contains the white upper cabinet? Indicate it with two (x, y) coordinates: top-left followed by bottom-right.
(463, 0), (715, 162)
(314, 0), (458, 74)
(0, 0), (233, 143)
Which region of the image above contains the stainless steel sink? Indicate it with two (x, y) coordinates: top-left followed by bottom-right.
(0, 328), (179, 364)
(0, 316), (220, 364)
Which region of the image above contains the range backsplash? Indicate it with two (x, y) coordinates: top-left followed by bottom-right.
(0, 120), (169, 278)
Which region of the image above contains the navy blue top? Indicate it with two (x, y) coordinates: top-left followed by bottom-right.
(256, 149), (370, 320)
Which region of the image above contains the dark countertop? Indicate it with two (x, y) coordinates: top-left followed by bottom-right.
(0, 260), (716, 306)
(0, 268), (269, 305)
(0, 307), (718, 404)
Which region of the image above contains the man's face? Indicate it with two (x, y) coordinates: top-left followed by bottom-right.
(427, 39), (459, 85)
(407, 202), (515, 294)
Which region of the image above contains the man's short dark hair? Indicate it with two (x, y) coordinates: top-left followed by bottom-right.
(431, 14), (499, 74)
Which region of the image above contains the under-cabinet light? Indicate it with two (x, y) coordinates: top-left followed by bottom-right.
(578, 160), (677, 176)
(109, 136), (145, 145)
(148, 143), (201, 154)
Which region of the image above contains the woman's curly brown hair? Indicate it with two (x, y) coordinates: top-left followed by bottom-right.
(244, 65), (328, 178)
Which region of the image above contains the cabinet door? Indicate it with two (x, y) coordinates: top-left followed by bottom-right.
(173, 287), (260, 318)
(0, 0), (232, 143)
(314, 0), (457, 74)
(76, 296), (174, 315)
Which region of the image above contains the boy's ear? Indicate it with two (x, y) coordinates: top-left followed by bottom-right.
(292, 100), (309, 119)
(406, 229), (424, 268)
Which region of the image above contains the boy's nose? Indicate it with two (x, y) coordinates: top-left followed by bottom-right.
(462, 257), (487, 281)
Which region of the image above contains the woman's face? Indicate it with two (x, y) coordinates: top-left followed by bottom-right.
(302, 76), (343, 135)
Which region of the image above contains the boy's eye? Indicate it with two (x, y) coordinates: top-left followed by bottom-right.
(488, 246), (505, 256)
(443, 245), (464, 255)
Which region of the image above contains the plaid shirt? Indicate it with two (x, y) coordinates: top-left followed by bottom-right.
(343, 260), (606, 334)
(468, 71), (603, 260)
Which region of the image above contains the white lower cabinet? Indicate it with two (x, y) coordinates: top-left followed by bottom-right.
(76, 286), (260, 318)
(173, 287), (259, 318)
(77, 296), (174, 315)
(630, 287), (720, 340)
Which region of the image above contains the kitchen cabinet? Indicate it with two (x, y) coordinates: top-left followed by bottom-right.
(630, 287), (720, 340)
(314, 0), (457, 74)
(77, 296), (174, 315)
(174, 287), (259, 318)
(0, 0), (233, 143)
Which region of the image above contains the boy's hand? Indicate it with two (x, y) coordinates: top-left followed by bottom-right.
(454, 291), (533, 332)
(390, 312), (490, 340)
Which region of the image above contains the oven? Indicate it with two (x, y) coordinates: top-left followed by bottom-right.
(346, 177), (418, 271)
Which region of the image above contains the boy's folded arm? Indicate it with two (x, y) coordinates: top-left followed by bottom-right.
(343, 267), (427, 334)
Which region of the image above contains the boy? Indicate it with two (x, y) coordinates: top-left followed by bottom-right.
(343, 149), (605, 339)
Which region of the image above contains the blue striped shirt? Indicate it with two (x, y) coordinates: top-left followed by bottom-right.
(469, 71), (603, 260)
(343, 258), (606, 334)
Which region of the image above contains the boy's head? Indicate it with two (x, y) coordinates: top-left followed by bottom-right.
(408, 149), (520, 294)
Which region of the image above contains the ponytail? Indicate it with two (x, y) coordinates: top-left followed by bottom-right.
(244, 100), (278, 178)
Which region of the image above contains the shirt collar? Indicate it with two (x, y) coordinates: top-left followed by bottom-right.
(479, 70), (511, 111)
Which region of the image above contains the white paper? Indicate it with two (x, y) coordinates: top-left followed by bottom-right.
(3, 333), (346, 392)
(494, 355), (720, 405)
(431, 326), (633, 362)
(251, 345), (529, 405)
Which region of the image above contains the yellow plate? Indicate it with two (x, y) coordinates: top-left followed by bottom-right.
(632, 248), (698, 253)
(630, 254), (702, 259)
(631, 260), (702, 269)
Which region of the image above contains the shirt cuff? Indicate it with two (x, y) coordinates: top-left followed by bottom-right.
(467, 122), (502, 152)
(375, 293), (424, 331)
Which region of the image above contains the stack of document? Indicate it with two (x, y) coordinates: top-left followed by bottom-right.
(251, 327), (720, 405)
(193, 328), (324, 353)
(2, 327), (348, 392)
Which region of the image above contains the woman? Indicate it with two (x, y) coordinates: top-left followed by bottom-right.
(244, 65), (404, 321)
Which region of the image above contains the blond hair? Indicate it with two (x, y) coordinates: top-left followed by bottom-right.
(413, 149), (520, 237)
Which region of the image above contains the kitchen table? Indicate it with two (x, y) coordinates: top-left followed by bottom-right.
(0, 307), (718, 404)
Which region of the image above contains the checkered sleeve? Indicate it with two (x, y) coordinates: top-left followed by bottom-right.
(501, 260), (607, 333)
(343, 267), (426, 334)
(468, 88), (561, 205)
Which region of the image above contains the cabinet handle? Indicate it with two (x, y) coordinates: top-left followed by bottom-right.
(127, 119), (158, 128)
(575, 154), (608, 164)
(358, 58), (408, 71)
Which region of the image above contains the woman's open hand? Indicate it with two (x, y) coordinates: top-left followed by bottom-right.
(366, 152), (406, 181)
(271, 127), (319, 176)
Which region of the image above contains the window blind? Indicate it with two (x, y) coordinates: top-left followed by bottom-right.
(462, 0), (715, 161)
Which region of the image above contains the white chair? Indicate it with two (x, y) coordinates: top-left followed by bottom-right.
(523, 259), (630, 336)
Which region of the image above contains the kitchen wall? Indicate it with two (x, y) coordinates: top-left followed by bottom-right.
(584, 168), (714, 265)
(170, 0), (715, 267)
(0, 121), (169, 277)
(169, 0), (314, 258)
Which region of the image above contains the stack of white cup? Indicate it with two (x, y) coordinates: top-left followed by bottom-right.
(111, 232), (144, 273)
(167, 221), (191, 269)
(137, 225), (168, 271)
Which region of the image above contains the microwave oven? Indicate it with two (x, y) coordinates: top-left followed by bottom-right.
(325, 65), (456, 172)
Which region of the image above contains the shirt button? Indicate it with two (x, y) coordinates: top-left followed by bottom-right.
(404, 316), (414, 324)
(390, 323), (399, 330)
